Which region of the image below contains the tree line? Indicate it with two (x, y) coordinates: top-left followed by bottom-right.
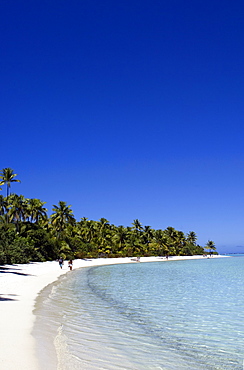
(0, 168), (217, 264)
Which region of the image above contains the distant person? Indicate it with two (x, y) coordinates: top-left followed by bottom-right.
(68, 260), (73, 271)
(58, 257), (64, 269)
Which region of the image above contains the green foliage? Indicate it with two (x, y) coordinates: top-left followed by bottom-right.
(205, 240), (217, 254)
(0, 229), (39, 264)
(0, 167), (216, 264)
(0, 229), (15, 264)
(10, 236), (39, 264)
(25, 228), (58, 261)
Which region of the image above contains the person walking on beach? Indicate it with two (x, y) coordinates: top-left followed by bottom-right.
(68, 259), (73, 271)
(58, 257), (64, 269)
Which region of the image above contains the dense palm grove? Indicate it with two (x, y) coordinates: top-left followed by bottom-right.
(0, 168), (216, 264)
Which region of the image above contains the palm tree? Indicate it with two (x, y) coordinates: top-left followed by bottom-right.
(0, 168), (21, 197)
(174, 231), (187, 255)
(88, 221), (98, 243)
(132, 219), (143, 232)
(164, 226), (177, 240)
(27, 198), (47, 223)
(50, 201), (75, 235)
(205, 240), (216, 255)
(95, 218), (112, 254)
(98, 218), (110, 232)
(151, 229), (170, 256)
(186, 231), (197, 245)
(164, 226), (178, 254)
(7, 194), (28, 231)
(183, 231), (198, 255)
(113, 225), (128, 253)
(143, 225), (153, 246)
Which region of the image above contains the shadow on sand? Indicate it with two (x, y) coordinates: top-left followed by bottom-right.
(0, 294), (18, 301)
(0, 265), (33, 276)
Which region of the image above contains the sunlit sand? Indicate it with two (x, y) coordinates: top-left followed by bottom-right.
(0, 255), (227, 369)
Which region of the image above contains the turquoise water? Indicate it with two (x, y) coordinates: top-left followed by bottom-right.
(34, 257), (244, 369)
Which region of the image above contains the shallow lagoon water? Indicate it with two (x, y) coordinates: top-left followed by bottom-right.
(34, 257), (244, 369)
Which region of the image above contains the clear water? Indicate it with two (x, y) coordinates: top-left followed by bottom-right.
(33, 257), (244, 369)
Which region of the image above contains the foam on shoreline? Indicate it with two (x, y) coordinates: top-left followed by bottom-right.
(0, 255), (227, 369)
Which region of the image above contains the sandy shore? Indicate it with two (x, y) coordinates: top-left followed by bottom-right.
(0, 254), (227, 369)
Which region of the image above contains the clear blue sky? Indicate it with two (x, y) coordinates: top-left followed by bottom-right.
(1, 0), (244, 253)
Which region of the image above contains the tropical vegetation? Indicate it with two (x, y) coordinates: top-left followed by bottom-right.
(205, 240), (217, 255)
(0, 168), (217, 264)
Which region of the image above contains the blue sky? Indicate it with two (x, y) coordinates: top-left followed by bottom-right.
(1, 0), (244, 253)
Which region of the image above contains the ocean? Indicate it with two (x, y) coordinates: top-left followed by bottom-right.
(33, 256), (244, 369)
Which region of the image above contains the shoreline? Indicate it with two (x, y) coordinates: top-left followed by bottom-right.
(0, 254), (227, 369)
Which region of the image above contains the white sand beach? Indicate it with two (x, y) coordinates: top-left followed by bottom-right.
(0, 255), (227, 369)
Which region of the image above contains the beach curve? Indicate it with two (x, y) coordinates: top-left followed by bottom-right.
(0, 255), (227, 369)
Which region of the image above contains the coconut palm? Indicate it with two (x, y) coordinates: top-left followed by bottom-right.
(0, 168), (21, 197)
(164, 227), (178, 253)
(27, 198), (48, 223)
(164, 226), (177, 240)
(143, 225), (154, 246)
(205, 240), (216, 255)
(124, 226), (143, 256)
(132, 219), (143, 232)
(186, 231), (197, 245)
(98, 219), (110, 232)
(96, 218), (113, 254)
(50, 201), (75, 235)
(7, 194), (28, 231)
(113, 225), (128, 252)
(152, 229), (166, 255)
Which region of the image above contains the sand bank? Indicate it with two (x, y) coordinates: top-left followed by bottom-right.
(0, 254), (227, 369)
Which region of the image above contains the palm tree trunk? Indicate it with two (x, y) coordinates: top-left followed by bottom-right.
(7, 183), (11, 197)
